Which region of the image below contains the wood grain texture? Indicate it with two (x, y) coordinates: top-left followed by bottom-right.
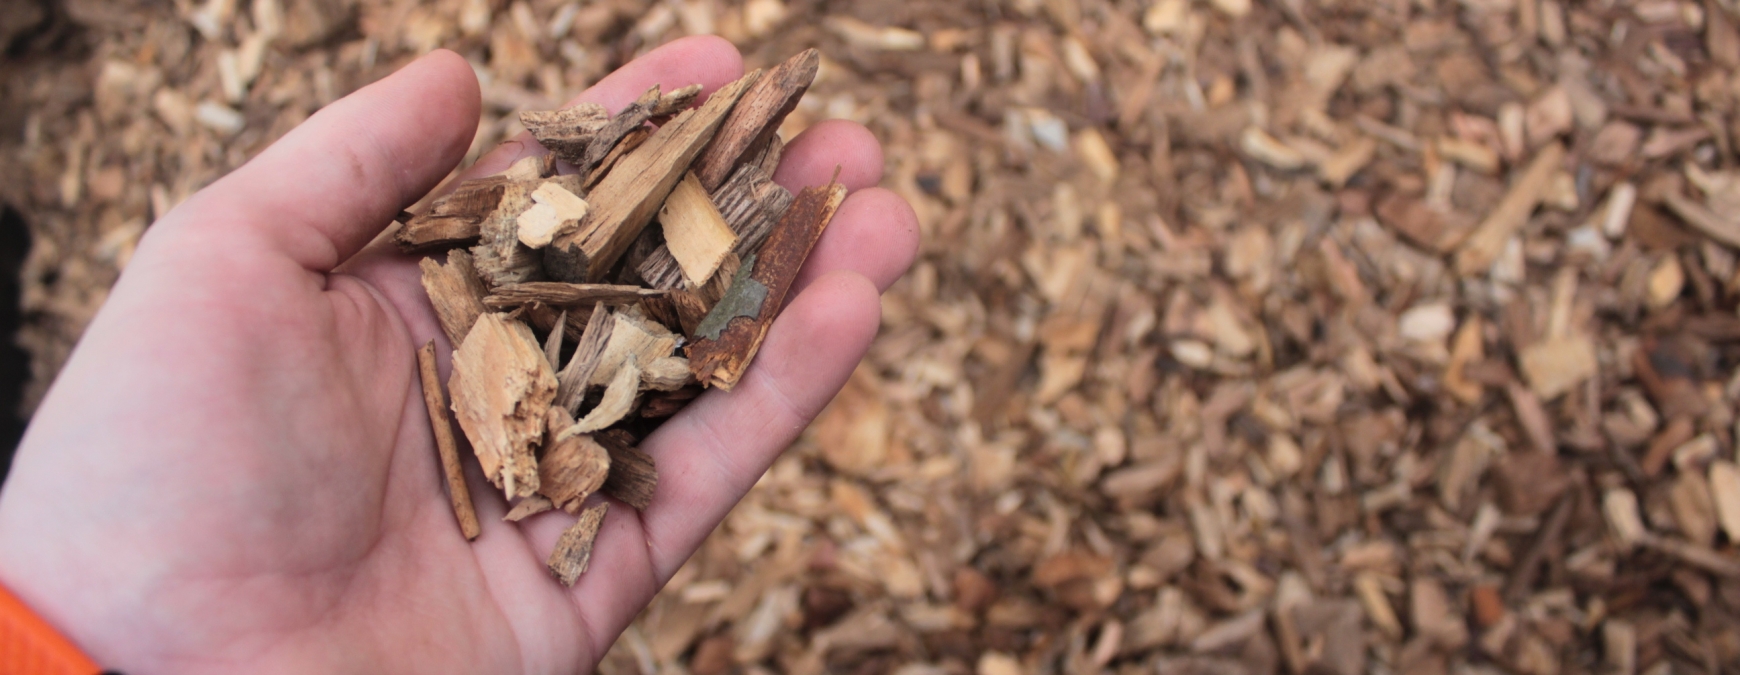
(597, 430), (657, 511)
(470, 181), (541, 288)
(416, 341), (480, 540)
(687, 181), (847, 389)
(539, 406), (611, 513)
(483, 282), (668, 309)
(692, 49), (820, 192)
(449, 313), (556, 499)
(395, 177), (507, 252)
(519, 102), (610, 165)
(637, 138), (790, 291)
(419, 249), (489, 347)
(548, 502), (609, 586)
(544, 72), (761, 283)
(556, 302), (611, 415)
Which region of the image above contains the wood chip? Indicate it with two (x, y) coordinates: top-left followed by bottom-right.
(1454, 143), (1566, 274)
(658, 173), (739, 287)
(692, 48), (819, 192)
(563, 359), (641, 437)
(483, 282), (668, 309)
(591, 308), (680, 387)
(505, 494), (553, 522)
(1710, 461), (1740, 543)
(396, 177), (507, 251)
(516, 180), (591, 249)
(545, 73), (759, 282)
(450, 313), (556, 499)
(688, 181), (846, 389)
(540, 406), (611, 512)
(416, 341), (480, 540)
(596, 430), (658, 510)
(556, 302), (611, 415)
(548, 502), (609, 586)
(419, 249), (489, 347)
(519, 102), (610, 165)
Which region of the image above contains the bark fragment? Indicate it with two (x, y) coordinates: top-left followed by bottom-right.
(416, 341), (481, 541)
(688, 181), (847, 389)
(548, 502), (609, 586)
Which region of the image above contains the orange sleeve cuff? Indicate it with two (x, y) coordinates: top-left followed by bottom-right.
(0, 581), (101, 675)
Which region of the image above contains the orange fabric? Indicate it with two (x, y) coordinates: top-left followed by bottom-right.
(0, 582), (100, 675)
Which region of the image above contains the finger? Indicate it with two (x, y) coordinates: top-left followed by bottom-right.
(772, 119), (885, 192)
(791, 187), (920, 294)
(638, 271), (881, 578)
(460, 35), (745, 181)
(163, 50), (481, 272)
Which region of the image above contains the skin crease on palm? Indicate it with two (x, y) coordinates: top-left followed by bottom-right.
(0, 36), (919, 674)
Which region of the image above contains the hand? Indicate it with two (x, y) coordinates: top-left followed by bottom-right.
(0, 37), (917, 674)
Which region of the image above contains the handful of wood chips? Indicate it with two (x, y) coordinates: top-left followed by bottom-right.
(400, 50), (838, 586)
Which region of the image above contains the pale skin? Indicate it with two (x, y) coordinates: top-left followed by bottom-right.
(0, 37), (919, 674)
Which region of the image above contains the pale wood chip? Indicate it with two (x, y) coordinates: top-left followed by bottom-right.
(658, 172), (738, 288)
(449, 313), (556, 499)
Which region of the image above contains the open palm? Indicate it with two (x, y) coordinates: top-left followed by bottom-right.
(0, 37), (917, 674)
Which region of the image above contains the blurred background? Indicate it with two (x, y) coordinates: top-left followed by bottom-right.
(5, 0), (1740, 673)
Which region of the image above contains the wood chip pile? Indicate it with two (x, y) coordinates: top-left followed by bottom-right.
(6, 0), (1740, 673)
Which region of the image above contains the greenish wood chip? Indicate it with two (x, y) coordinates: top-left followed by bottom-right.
(694, 253), (767, 341)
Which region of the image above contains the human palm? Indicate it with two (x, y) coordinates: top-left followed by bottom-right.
(0, 37), (917, 674)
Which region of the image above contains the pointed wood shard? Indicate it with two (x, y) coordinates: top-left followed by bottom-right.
(449, 313), (556, 499)
(539, 407), (611, 513)
(556, 303), (612, 415)
(688, 181), (847, 389)
(693, 49), (820, 192)
(419, 249), (490, 347)
(484, 282), (669, 309)
(596, 430), (657, 510)
(548, 502), (609, 586)
(545, 72), (761, 283)
(542, 309), (567, 369)
(416, 342), (481, 541)
(504, 495), (553, 522)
